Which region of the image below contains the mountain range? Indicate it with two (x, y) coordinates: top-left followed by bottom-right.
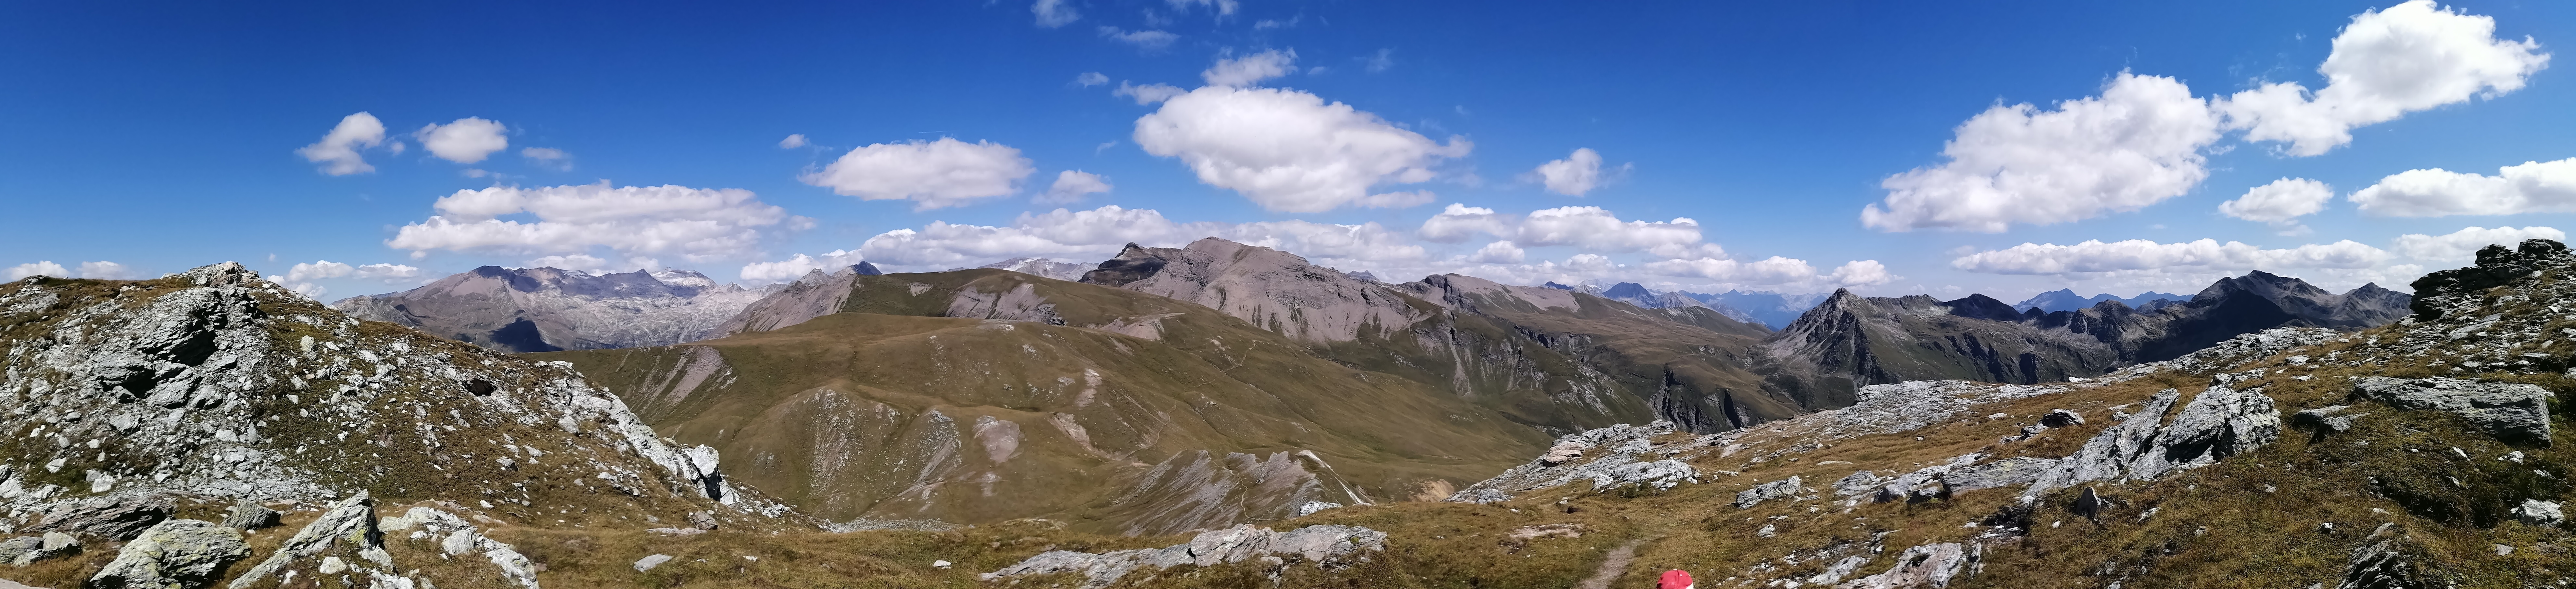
(2010, 288), (2184, 313)
(303, 238), (2416, 537)
(4, 240), (2558, 588)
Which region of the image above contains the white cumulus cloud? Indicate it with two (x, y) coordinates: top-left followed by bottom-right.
(1531, 148), (1614, 196)
(778, 134), (808, 149)
(2392, 226), (2566, 262)
(1165, 0), (1237, 16)
(1468, 241), (1525, 264)
(1863, 73), (2221, 233)
(287, 261), (354, 282)
(1074, 72), (1109, 87)
(414, 118), (510, 164)
(800, 137), (1035, 210)
(1040, 170), (1113, 204)
(297, 112), (388, 176)
(1203, 49), (1296, 87)
(6, 262), (69, 281)
(1135, 86), (1470, 212)
(2349, 157), (2576, 217)
(387, 181), (799, 262)
(2217, 0), (2549, 156)
(2219, 178), (2335, 225)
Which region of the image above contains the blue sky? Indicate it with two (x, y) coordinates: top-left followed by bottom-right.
(3, 1), (2571, 302)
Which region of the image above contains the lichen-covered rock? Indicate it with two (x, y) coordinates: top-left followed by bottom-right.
(90, 519), (248, 589)
(2351, 377), (2553, 444)
(226, 492), (379, 589)
(981, 523), (1386, 589)
(1836, 542), (1971, 589)
(2336, 538), (2426, 589)
(378, 506), (540, 589)
(2038, 409), (2084, 428)
(1735, 476), (1802, 509)
(1939, 457), (2058, 493)
(2025, 385), (2280, 496)
(220, 499), (278, 531)
(1448, 422), (1722, 503)
(0, 532), (78, 567)
(32, 495), (175, 541)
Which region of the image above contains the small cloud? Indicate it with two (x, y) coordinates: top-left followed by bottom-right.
(779, 134), (809, 149)
(1094, 141), (1119, 154)
(1098, 26), (1179, 51)
(1074, 72), (1110, 87)
(1113, 81), (1187, 105)
(414, 117), (510, 164)
(1032, 0), (1080, 28)
(1366, 48), (1395, 73)
(297, 112), (388, 176)
(521, 147), (572, 171)
(1203, 49), (1296, 87)
(1254, 15), (1301, 29)
(1040, 170), (1113, 204)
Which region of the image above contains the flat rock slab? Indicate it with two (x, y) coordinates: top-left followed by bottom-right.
(2353, 377), (2553, 444)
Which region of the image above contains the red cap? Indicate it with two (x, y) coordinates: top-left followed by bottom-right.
(1658, 570), (1694, 589)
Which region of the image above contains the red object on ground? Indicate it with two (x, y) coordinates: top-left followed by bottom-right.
(1658, 569), (1694, 589)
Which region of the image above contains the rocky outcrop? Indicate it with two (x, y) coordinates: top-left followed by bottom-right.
(91, 519), (247, 589)
(0, 533), (78, 566)
(1938, 457), (2057, 493)
(1735, 476), (1803, 509)
(220, 499), (278, 531)
(334, 266), (771, 352)
(2336, 538), (2427, 589)
(379, 506), (541, 589)
(2516, 499), (2565, 526)
(2351, 377), (2553, 444)
(1836, 542), (1972, 589)
(0, 263), (775, 563)
(32, 495), (174, 541)
(225, 492), (378, 589)
(2409, 238), (2573, 319)
(980, 523), (1387, 589)
(1448, 422), (1718, 503)
(2025, 385), (2281, 496)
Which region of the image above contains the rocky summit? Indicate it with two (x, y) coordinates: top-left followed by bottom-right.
(0, 263), (782, 588)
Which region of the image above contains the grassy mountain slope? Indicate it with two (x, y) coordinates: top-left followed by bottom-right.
(545, 269), (1552, 534)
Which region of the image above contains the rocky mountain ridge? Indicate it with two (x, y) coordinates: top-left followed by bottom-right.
(1756, 270), (2412, 408)
(332, 266), (773, 353)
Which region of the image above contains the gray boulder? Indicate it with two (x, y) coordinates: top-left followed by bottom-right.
(2129, 386), (2280, 480)
(1940, 457), (2059, 493)
(34, 495), (176, 540)
(2335, 538), (2423, 589)
(2039, 409), (2085, 428)
(2352, 377), (2553, 444)
(220, 500), (278, 531)
(1837, 542), (1971, 589)
(90, 519), (248, 589)
(1735, 476), (1802, 509)
(0, 532), (79, 566)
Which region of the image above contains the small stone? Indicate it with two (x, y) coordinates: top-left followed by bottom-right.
(2039, 409), (2085, 428)
(933, 559), (953, 569)
(1755, 524), (1776, 538)
(635, 554), (673, 572)
(318, 556), (347, 574)
(2493, 544), (2514, 556)
(686, 511), (718, 531)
